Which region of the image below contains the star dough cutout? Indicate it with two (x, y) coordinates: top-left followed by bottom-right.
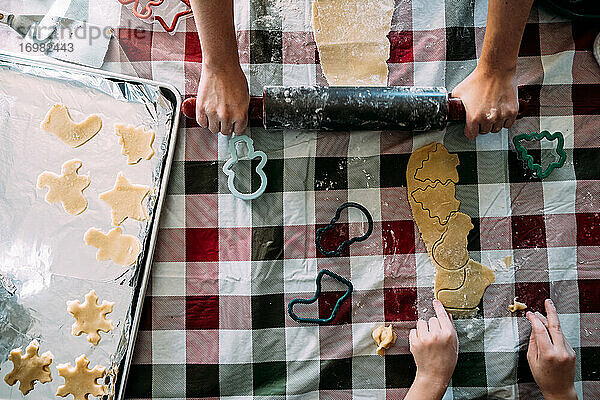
(4, 340), (53, 395)
(115, 124), (155, 164)
(37, 160), (91, 215)
(67, 290), (114, 345)
(84, 227), (142, 266)
(56, 355), (107, 400)
(99, 173), (150, 225)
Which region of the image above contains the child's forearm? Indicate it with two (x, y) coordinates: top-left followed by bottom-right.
(189, 0), (240, 68)
(479, 0), (534, 75)
(404, 374), (448, 400)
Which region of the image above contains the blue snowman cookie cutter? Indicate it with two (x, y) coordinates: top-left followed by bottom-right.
(287, 269), (353, 324)
(222, 135), (267, 200)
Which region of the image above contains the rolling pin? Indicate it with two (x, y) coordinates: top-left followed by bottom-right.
(181, 86), (526, 132)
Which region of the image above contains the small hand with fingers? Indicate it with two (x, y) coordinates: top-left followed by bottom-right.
(526, 299), (577, 400)
(405, 299), (458, 400)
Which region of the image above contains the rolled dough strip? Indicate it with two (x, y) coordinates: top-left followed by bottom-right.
(312, 0), (394, 86)
(407, 143), (495, 317)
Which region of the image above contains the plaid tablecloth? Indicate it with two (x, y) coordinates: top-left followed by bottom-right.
(105, 0), (600, 398)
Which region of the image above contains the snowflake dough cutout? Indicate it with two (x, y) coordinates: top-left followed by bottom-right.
(84, 227), (142, 266)
(41, 104), (102, 147)
(99, 173), (150, 225)
(37, 160), (91, 215)
(56, 355), (107, 400)
(115, 124), (155, 164)
(4, 340), (53, 395)
(68, 290), (114, 345)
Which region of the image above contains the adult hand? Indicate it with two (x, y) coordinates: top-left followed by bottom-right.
(405, 299), (458, 399)
(452, 66), (518, 140)
(526, 299), (577, 400)
(196, 63), (249, 135)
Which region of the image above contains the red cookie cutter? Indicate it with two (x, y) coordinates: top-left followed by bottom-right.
(118, 0), (192, 32)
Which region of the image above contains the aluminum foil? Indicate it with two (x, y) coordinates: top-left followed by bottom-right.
(0, 52), (177, 399)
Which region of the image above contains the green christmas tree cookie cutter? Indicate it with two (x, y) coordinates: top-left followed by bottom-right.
(512, 131), (567, 179)
(222, 135), (268, 200)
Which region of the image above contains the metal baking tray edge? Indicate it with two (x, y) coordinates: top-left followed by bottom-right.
(0, 50), (181, 400)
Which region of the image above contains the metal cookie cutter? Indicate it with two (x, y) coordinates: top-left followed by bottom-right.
(316, 202), (374, 257)
(512, 131), (567, 179)
(288, 269), (353, 324)
(222, 135), (267, 200)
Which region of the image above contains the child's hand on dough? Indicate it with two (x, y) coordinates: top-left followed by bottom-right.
(526, 299), (577, 400)
(405, 299), (458, 400)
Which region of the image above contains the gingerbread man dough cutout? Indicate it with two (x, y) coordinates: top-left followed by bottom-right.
(114, 124), (155, 164)
(41, 104), (102, 147)
(4, 340), (53, 395)
(407, 143), (495, 317)
(99, 173), (150, 225)
(37, 160), (91, 215)
(67, 290), (114, 345)
(84, 227), (142, 266)
(56, 355), (107, 400)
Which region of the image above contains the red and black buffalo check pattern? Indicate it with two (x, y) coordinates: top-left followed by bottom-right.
(106, 0), (600, 398)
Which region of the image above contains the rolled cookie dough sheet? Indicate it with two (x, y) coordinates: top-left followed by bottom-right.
(312, 0), (394, 86)
(407, 142), (495, 317)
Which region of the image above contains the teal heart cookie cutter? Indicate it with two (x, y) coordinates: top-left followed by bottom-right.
(512, 131), (567, 179)
(222, 135), (267, 200)
(288, 269), (353, 324)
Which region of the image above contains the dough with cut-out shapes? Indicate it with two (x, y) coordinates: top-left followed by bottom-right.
(56, 355), (106, 400)
(411, 182), (460, 226)
(41, 104), (101, 147)
(407, 142), (495, 317)
(436, 259), (496, 310)
(99, 173), (150, 225)
(84, 227), (141, 266)
(67, 290), (114, 345)
(432, 212), (472, 271)
(37, 160), (90, 215)
(115, 124), (155, 164)
(4, 340), (53, 395)
(372, 325), (396, 356)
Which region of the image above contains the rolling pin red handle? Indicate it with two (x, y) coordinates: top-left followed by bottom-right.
(181, 97), (264, 126)
(447, 96), (529, 122)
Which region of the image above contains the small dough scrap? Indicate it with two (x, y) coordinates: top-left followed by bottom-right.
(84, 227), (142, 266)
(114, 124), (155, 164)
(99, 173), (150, 225)
(67, 290), (114, 345)
(41, 104), (102, 147)
(504, 256), (512, 268)
(56, 355), (107, 400)
(372, 325), (396, 356)
(508, 297), (527, 312)
(411, 182), (460, 225)
(312, 0), (394, 86)
(4, 340), (53, 395)
(37, 160), (90, 215)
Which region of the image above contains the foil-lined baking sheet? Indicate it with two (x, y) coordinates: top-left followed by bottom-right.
(0, 52), (179, 399)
